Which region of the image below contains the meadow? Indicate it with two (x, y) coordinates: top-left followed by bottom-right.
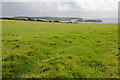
(2, 20), (118, 78)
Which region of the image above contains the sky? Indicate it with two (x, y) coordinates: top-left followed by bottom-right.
(1, 0), (119, 19)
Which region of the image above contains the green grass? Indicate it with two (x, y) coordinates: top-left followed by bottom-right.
(2, 20), (118, 78)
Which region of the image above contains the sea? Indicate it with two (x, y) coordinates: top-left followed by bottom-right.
(73, 18), (118, 24)
(101, 18), (118, 23)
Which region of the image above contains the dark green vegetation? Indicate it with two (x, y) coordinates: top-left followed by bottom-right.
(2, 20), (118, 78)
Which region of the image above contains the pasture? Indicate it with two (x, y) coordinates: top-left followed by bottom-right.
(2, 20), (118, 78)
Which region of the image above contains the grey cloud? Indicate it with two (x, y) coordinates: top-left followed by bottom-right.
(2, 2), (118, 18)
(2, 2), (33, 16)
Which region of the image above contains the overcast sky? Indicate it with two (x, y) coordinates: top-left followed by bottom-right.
(2, 0), (119, 18)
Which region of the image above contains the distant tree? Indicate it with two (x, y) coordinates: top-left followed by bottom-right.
(28, 17), (35, 21)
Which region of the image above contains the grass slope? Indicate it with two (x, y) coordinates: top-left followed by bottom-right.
(2, 20), (118, 78)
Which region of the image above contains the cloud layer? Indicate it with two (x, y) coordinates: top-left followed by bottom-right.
(2, 0), (119, 12)
(2, 0), (119, 18)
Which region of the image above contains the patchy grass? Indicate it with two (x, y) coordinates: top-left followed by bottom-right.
(2, 20), (118, 78)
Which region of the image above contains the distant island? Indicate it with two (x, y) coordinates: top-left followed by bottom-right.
(0, 16), (102, 23)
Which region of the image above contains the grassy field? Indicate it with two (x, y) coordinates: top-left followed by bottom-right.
(2, 20), (118, 78)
